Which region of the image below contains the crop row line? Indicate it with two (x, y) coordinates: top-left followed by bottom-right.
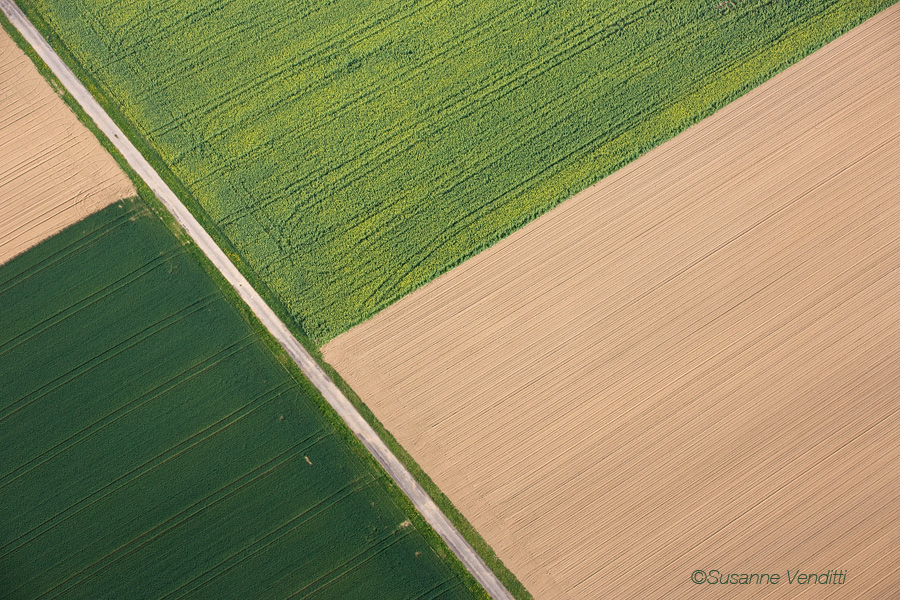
(0, 335), (262, 554)
(0, 245), (185, 357)
(162, 474), (376, 600)
(0, 335), (273, 489)
(0, 292), (220, 423)
(37, 431), (337, 600)
(146, 0), (455, 142)
(0, 206), (137, 296)
(288, 526), (414, 600)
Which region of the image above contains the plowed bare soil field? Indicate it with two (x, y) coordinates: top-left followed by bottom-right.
(0, 27), (133, 265)
(323, 5), (900, 599)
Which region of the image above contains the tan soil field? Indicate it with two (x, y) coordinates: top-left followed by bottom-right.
(324, 5), (900, 599)
(0, 28), (133, 265)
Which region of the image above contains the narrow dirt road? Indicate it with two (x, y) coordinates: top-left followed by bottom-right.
(0, 2), (513, 598)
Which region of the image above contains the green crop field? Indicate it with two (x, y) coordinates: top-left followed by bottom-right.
(0, 199), (478, 600)
(19, 0), (893, 341)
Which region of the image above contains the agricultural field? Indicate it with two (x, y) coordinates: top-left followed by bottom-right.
(0, 26), (133, 265)
(323, 5), (900, 599)
(0, 199), (480, 599)
(17, 0), (895, 341)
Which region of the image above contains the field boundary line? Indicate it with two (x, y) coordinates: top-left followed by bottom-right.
(0, 2), (513, 597)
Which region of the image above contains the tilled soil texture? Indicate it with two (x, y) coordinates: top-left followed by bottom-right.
(323, 5), (900, 599)
(0, 27), (133, 265)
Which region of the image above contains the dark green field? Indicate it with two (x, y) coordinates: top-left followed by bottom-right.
(0, 199), (477, 600)
(19, 0), (894, 340)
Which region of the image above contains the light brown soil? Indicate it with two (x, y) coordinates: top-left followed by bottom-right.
(323, 6), (900, 599)
(0, 28), (133, 265)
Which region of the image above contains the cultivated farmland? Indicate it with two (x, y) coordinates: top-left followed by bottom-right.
(18, 0), (895, 340)
(0, 200), (479, 600)
(323, 6), (900, 599)
(0, 27), (133, 264)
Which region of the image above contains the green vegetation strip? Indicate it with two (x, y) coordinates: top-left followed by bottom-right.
(0, 200), (480, 600)
(19, 0), (896, 341)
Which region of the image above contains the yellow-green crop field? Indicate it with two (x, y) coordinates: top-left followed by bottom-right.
(19, 0), (894, 341)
